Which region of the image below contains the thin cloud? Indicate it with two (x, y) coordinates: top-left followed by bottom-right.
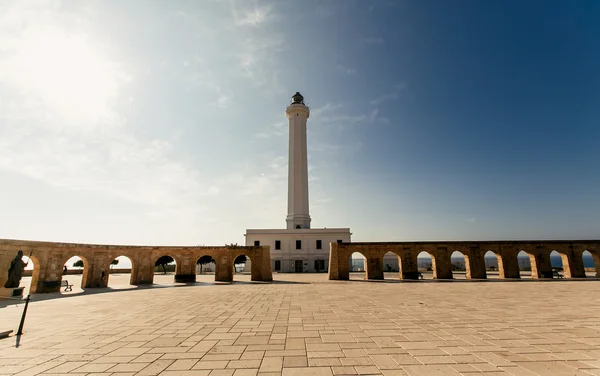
(0, 2), (215, 215)
(370, 83), (406, 105)
(232, 4), (274, 27)
(255, 121), (286, 139)
(369, 108), (379, 122)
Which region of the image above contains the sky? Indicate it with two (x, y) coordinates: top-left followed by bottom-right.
(1, 0), (599, 247)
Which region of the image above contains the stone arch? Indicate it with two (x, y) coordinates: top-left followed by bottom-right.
(517, 250), (532, 276)
(417, 251), (434, 279)
(382, 251), (400, 276)
(583, 250), (599, 277)
(20, 254), (40, 295)
(349, 251), (368, 279)
(451, 251), (467, 279)
(153, 254), (177, 284)
(232, 253), (250, 281)
(484, 250), (503, 278)
(229, 247), (272, 282)
(551, 247), (588, 278)
(550, 250), (564, 273)
(196, 254), (216, 276)
(60, 254), (91, 290)
(106, 255), (135, 288)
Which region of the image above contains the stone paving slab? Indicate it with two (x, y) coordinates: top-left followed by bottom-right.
(1, 274), (600, 375)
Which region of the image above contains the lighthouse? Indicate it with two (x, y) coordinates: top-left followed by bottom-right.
(286, 92), (311, 230)
(244, 92), (351, 273)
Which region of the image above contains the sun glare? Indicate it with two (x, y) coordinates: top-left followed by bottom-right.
(16, 31), (117, 125)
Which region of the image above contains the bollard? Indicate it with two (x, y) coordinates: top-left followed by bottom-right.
(16, 294), (31, 336)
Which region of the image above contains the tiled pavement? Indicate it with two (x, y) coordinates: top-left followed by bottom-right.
(1, 274), (600, 376)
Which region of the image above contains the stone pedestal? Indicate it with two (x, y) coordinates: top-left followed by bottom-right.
(0, 287), (24, 298)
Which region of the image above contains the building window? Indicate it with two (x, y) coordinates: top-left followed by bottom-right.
(337, 239), (343, 244)
(296, 240), (301, 249)
(275, 240), (281, 250)
(274, 260), (281, 271)
(316, 240), (322, 249)
(254, 240), (260, 246)
(296, 225), (301, 229)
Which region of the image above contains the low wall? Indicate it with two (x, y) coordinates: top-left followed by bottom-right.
(1, 238), (272, 293)
(329, 240), (600, 281)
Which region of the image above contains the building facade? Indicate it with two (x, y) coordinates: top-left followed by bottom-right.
(244, 92), (351, 272)
(245, 229), (351, 273)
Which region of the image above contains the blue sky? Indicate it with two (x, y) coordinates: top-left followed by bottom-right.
(0, 0), (599, 246)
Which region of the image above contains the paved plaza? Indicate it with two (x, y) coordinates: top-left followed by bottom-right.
(2, 274), (600, 376)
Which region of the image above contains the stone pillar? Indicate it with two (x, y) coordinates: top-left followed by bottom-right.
(36, 251), (67, 293)
(250, 250), (263, 281)
(215, 252), (233, 282)
(531, 252), (553, 279)
(259, 246), (273, 282)
(85, 252), (110, 288)
(329, 243), (350, 280)
(340, 249), (351, 280)
(498, 250), (520, 279)
(365, 252), (384, 280)
(400, 249), (419, 280)
(560, 248), (586, 278)
(465, 248), (487, 279)
(135, 254), (154, 285)
(591, 251), (600, 278)
(0, 249), (13, 289)
(433, 247), (453, 279)
(175, 255), (196, 283)
(328, 243), (340, 280)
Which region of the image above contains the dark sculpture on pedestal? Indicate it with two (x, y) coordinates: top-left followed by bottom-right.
(4, 250), (28, 288)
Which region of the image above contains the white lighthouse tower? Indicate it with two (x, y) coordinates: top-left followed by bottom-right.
(286, 92), (311, 230)
(244, 92), (351, 273)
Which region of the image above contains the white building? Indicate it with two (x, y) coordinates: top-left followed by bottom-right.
(244, 92), (351, 273)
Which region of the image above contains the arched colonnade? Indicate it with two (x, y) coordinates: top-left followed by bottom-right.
(330, 241), (600, 280)
(0, 239), (272, 293)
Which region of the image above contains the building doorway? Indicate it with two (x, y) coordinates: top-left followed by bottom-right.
(294, 260), (303, 273)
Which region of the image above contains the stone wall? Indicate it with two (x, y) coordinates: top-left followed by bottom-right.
(329, 241), (600, 280)
(0, 239), (272, 293)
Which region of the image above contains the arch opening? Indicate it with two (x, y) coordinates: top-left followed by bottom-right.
(107, 255), (134, 289)
(154, 255), (176, 285)
(451, 251), (466, 279)
(484, 250), (501, 279)
(196, 255), (216, 282)
(549, 250), (565, 278)
(582, 250), (598, 277)
(417, 251), (434, 279)
(197, 255), (216, 274)
(233, 254), (251, 282)
(61, 255), (90, 292)
(517, 250), (533, 278)
(382, 251), (400, 279)
(349, 252), (367, 280)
